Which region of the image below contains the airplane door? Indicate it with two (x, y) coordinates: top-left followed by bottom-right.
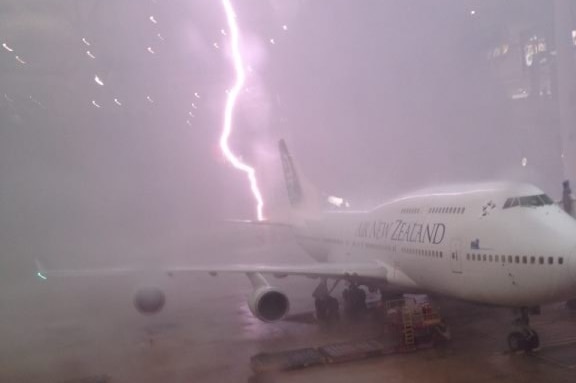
(450, 239), (463, 274)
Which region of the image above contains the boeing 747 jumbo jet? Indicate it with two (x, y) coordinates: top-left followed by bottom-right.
(37, 140), (576, 352)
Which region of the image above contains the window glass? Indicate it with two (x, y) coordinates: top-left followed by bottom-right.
(489, 255), (493, 262)
(508, 255), (513, 263)
(483, 254), (487, 262)
(519, 195), (545, 207)
(496, 255), (500, 262)
(559, 257), (564, 265)
(548, 257), (553, 264)
(538, 194), (554, 205)
(522, 256), (527, 264)
(530, 256), (535, 264)
(515, 255), (520, 263)
(539, 256), (544, 265)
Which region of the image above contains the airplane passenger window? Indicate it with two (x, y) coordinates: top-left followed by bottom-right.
(539, 256), (544, 264)
(530, 256), (535, 264)
(496, 255), (500, 262)
(488, 255), (492, 262)
(483, 254), (487, 262)
(515, 256), (520, 263)
(522, 256), (527, 264)
(559, 257), (564, 265)
(548, 257), (553, 265)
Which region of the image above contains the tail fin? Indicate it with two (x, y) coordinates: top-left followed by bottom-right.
(278, 139), (322, 216)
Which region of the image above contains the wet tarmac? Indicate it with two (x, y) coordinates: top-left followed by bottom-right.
(2, 233), (576, 382)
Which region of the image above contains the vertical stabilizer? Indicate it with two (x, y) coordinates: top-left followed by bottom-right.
(278, 139), (322, 217)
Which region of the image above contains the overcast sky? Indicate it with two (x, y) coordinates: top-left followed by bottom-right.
(0, 1), (565, 276)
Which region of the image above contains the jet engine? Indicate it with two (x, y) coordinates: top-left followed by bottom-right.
(247, 286), (290, 322)
(133, 287), (166, 314)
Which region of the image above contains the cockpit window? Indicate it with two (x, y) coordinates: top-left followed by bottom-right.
(503, 198), (519, 209)
(503, 194), (554, 209)
(539, 194), (554, 205)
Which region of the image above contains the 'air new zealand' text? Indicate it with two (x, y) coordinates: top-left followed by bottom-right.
(355, 220), (446, 244)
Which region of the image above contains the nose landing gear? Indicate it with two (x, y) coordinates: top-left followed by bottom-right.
(507, 307), (540, 352)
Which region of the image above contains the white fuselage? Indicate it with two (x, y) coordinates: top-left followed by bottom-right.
(294, 182), (576, 307)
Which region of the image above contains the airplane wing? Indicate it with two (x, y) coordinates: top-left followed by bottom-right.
(168, 262), (388, 281)
(35, 259), (384, 279)
(35, 259), (417, 288)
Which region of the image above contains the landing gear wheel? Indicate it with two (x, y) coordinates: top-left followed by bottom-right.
(343, 285), (367, 318)
(326, 296), (340, 322)
(315, 296), (340, 325)
(507, 330), (539, 352)
(508, 331), (526, 352)
(526, 330), (540, 351)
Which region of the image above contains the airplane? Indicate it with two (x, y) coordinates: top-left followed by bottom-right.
(36, 139), (576, 352)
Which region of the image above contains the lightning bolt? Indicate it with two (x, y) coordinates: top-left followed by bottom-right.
(220, 0), (265, 221)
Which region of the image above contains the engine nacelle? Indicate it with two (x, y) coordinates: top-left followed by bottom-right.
(133, 287), (166, 315)
(247, 286), (290, 322)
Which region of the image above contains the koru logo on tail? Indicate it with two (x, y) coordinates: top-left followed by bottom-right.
(279, 140), (303, 206)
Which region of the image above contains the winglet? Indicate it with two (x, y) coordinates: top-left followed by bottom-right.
(35, 258), (48, 280)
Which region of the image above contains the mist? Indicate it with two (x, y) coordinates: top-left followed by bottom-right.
(0, 1), (572, 381)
